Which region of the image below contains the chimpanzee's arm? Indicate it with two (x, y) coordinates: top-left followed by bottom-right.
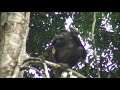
(70, 28), (87, 60)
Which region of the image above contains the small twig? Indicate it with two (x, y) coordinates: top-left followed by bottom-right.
(45, 60), (61, 67)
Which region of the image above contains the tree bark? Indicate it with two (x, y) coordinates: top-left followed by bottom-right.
(0, 12), (30, 78)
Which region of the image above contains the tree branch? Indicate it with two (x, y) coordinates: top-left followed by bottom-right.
(20, 57), (87, 78)
(43, 62), (50, 78)
(91, 12), (100, 78)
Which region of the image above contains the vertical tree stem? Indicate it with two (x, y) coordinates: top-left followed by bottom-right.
(92, 12), (100, 78)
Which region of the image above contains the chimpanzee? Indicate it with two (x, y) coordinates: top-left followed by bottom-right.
(45, 27), (87, 68)
(22, 26), (87, 78)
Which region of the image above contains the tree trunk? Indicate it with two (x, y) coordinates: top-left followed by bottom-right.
(0, 12), (30, 78)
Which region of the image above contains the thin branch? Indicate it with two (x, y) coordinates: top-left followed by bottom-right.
(91, 12), (100, 78)
(92, 12), (96, 40)
(67, 69), (86, 78)
(43, 62), (50, 78)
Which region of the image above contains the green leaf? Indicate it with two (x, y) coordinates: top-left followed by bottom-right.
(52, 47), (56, 55)
(43, 51), (49, 57)
(61, 72), (68, 78)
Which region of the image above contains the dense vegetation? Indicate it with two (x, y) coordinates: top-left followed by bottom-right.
(26, 12), (120, 78)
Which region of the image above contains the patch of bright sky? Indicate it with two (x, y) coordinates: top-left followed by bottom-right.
(65, 16), (73, 30)
(100, 12), (118, 71)
(101, 12), (114, 32)
(29, 69), (41, 78)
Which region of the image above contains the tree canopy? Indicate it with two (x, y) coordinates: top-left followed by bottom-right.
(26, 12), (120, 78)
